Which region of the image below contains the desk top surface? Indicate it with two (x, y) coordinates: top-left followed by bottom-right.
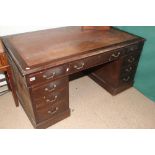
(2, 27), (142, 75)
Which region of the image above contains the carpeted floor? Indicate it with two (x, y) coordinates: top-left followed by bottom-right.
(0, 75), (155, 129)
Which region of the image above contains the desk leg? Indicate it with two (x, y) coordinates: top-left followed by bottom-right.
(7, 67), (19, 107)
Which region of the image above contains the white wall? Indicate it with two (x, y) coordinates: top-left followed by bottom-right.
(0, 26), (60, 36)
(0, 26), (60, 80)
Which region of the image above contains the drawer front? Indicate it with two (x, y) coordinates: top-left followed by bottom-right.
(69, 48), (126, 74)
(121, 63), (138, 76)
(34, 87), (68, 109)
(27, 64), (69, 86)
(120, 64), (138, 84)
(120, 73), (135, 84)
(119, 53), (140, 84)
(31, 77), (68, 99)
(120, 67), (137, 84)
(125, 42), (144, 55)
(35, 92), (69, 123)
(123, 51), (141, 67)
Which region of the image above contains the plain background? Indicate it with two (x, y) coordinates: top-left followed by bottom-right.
(0, 0), (155, 155)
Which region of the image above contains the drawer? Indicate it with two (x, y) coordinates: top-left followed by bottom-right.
(36, 100), (69, 123)
(125, 43), (141, 54)
(120, 60), (139, 84)
(33, 86), (69, 109)
(68, 56), (102, 74)
(123, 51), (141, 67)
(120, 71), (136, 84)
(31, 77), (68, 99)
(69, 59), (85, 74)
(69, 48), (126, 74)
(121, 63), (138, 76)
(27, 64), (69, 86)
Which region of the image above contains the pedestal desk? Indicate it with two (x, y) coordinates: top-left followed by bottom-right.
(2, 27), (145, 128)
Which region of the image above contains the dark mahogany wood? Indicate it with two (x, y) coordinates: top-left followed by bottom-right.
(2, 27), (141, 75)
(81, 26), (111, 31)
(89, 42), (144, 95)
(1, 27), (145, 128)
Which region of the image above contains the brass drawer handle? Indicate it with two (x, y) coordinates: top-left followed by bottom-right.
(43, 72), (56, 80)
(125, 66), (133, 72)
(46, 95), (58, 103)
(45, 84), (57, 92)
(48, 107), (59, 115)
(112, 52), (121, 58)
(123, 76), (130, 82)
(74, 62), (85, 70)
(128, 57), (135, 63)
(109, 52), (121, 61)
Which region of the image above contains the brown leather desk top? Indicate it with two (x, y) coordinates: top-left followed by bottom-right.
(2, 27), (142, 75)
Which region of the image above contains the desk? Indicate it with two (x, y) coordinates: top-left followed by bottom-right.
(2, 27), (145, 128)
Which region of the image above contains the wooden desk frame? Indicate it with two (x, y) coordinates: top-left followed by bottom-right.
(2, 27), (145, 128)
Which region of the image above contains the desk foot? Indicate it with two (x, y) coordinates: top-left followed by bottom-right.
(34, 109), (71, 129)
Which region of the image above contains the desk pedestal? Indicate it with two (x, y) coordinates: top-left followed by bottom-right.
(89, 50), (141, 95)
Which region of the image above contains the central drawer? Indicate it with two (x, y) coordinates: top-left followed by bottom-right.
(69, 47), (126, 74)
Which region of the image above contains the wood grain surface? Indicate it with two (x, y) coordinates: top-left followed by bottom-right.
(2, 27), (140, 75)
(1, 26), (145, 128)
(81, 26), (111, 31)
